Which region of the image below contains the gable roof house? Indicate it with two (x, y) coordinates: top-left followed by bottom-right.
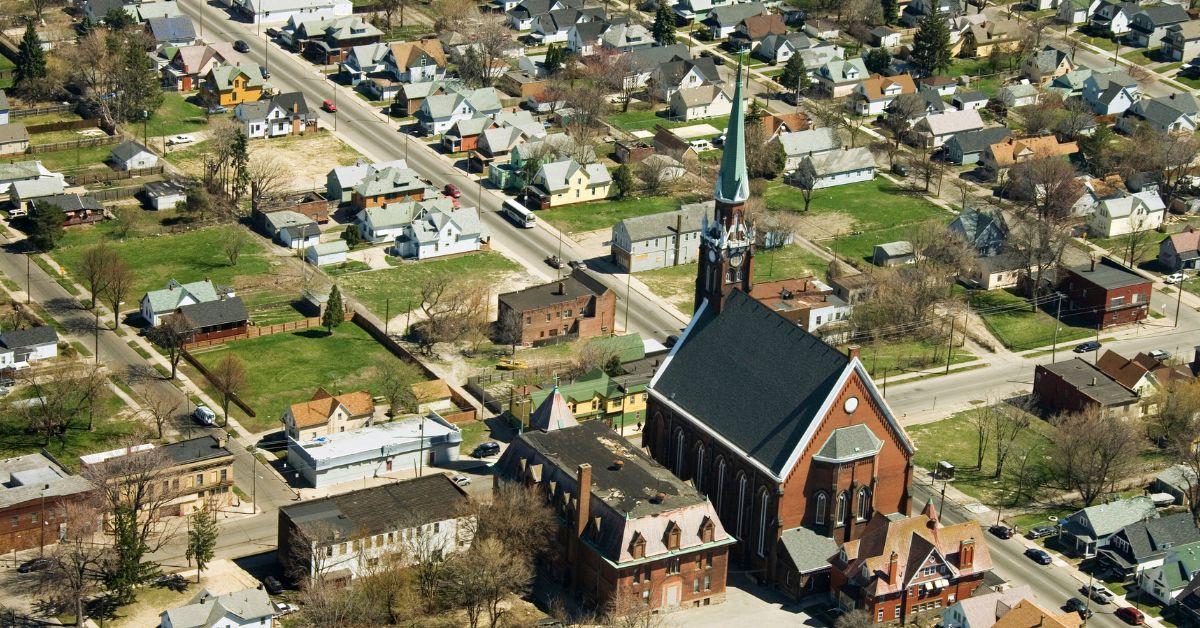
(472, 109), (547, 160)
(754, 32), (842, 68)
(326, 158), (410, 204)
(1129, 3), (1190, 48)
(670, 84), (734, 122)
(1160, 226), (1200, 272)
(611, 201), (710, 272)
(1022, 43), (1076, 85)
(1059, 496), (1159, 558)
(1088, 189), (1166, 237)
(0, 122), (28, 156)
(0, 326), (59, 370)
(527, 158), (612, 208)
(962, 19), (1022, 58)
(262, 210), (321, 249)
(1117, 92), (1199, 134)
(285, 14), (382, 65)
(949, 207), (1008, 258)
(790, 146), (876, 190)
(139, 279), (235, 327)
(41, 193), (105, 227)
(649, 57), (721, 101)
(350, 163), (426, 210)
(506, 0), (582, 31)
(416, 85), (502, 135)
(778, 127), (840, 171)
(530, 7), (603, 43)
(0, 160), (62, 197)
(234, 91), (316, 139)
(1083, 68), (1141, 116)
(1164, 20), (1200, 63)
(982, 135), (1079, 175)
(911, 109), (985, 149)
(942, 586), (1071, 628)
(952, 90), (989, 111)
(355, 197), (445, 243)
(1090, 0), (1139, 36)
(997, 81), (1041, 108)
(729, 12), (787, 51)
(201, 63), (265, 107)
(1139, 541), (1200, 606)
(1095, 349), (1163, 396)
(944, 126), (1012, 165)
(703, 2), (765, 41)
(110, 140), (158, 171)
(160, 587), (275, 628)
(146, 15), (197, 46)
(282, 388), (376, 441)
(393, 204), (487, 260)
(853, 74), (917, 116)
(816, 58), (868, 98)
(163, 44), (230, 91)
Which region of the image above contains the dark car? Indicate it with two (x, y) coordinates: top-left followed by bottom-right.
(989, 524), (1014, 539)
(1074, 341), (1102, 353)
(545, 255), (564, 269)
(568, 260), (588, 271)
(891, 162), (909, 177)
(260, 67), (271, 79)
(17, 557), (52, 574)
(443, 183), (462, 198)
(1116, 606), (1145, 625)
(266, 27), (280, 38)
(1065, 598), (1093, 619)
(665, 334), (680, 347)
(472, 441), (500, 458)
(1024, 547), (1053, 565)
(1026, 525), (1057, 539)
(233, 40), (250, 53)
(262, 575), (284, 595)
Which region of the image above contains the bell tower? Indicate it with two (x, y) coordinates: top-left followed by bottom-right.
(695, 59), (754, 314)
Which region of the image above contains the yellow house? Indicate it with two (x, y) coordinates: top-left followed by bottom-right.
(961, 19), (1022, 59)
(511, 369), (647, 427)
(526, 158), (613, 209)
(202, 63), (266, 107)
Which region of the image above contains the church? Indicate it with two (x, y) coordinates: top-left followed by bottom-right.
(643, 61), (916, 596)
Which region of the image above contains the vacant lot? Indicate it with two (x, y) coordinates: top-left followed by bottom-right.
(0, 381), (137, 468)
(167, 129), (362, 193)
(148, 92), (212, 137)
(29, 143), (115, 172)
(338, 251), (521, 319)
(190, 322), (405, 434)
(539, 193), (703, 235)
(608, 105), (730, 135)
(969, 288), (1096, 351)
(858, 339), (975, 378)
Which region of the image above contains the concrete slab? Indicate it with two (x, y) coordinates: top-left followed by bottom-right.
(631, 129), (655, 139)
(673, 123), (722, 139)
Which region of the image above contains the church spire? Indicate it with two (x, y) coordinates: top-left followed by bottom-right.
(714, 57), (749, 208)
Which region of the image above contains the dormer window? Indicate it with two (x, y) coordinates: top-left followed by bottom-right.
(630, 533), (646, 559)
(700, 517), (715, 543)
(665, 521), (682, 551)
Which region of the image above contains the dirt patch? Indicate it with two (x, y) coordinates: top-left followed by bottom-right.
(797, 211), (856, 238)
(168, 129), (362, 194)
(638, 273), (693, 312)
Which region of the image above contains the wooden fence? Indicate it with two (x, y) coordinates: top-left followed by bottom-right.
(183, 317), (321, 349)
(11, 103), (74, 119)
(27, 134), (120, 154)
(27, 118), (99, 134)
(89, 185), (144, 202)
(67, 165), (163, 186)
(180, 350), (257, 417)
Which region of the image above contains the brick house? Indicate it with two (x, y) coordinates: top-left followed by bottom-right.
(0, 454), (93, 554)
(495, 416), (735, 612)
(1059, 256), (1152, 329)
(830, 502), (992, 624)
(496, 270), (616, 346)
(1033, 358), (1142, 419)
(81, 435), (235, 517)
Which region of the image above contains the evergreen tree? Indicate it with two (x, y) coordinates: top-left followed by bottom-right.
(185, 507), (218, 583)
(779, 54), (809, 103)
(544, 44), (562, 75)
(612, 164), (634, 198)
(230, 129), (249, 203)
(911, 10), (952, 76)
(28, 201), (64, 251)
(881, 0), (898, 25)
(652, 0), (676, 45)
(342, 224), (362, 247)
(14, 22), (46, 91)
(103, 7), (134, 29)
(77, 16), (95, 39)
(747, 98), (766, 124)
(460, 46), (484, 87)
(322, 285), (345, 333)
(864, 47), (892, 75)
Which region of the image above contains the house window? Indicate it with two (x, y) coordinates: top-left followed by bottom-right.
(814, 492), (828, 525)
(736, 473), (747, 539)
(835, 492), (848, 526)
(693, 578), (700, 593)
(878, 610), (885, 622)
(196, 473), (204, 486)
(694, 443), (705, 493)
(706, 552), (713, 568)
(666, 523), (681, 550)
(857, 487), (871, 521)
(667, 558), (681, 574)
(701, 519), (715, 543)
(715, 458), (726, 511)
(757, 489), (769, 557)
(895, 606), (901, 619)
(704, 573), (711, 590)
(220, 469), (227, 483)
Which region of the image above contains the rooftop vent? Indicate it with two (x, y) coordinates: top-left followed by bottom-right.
(651, 491), (666, 504)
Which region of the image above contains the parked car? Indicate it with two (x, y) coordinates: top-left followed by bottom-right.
(274, 602), (298, 616)
(193, 405), (217, 427)
(545, 255), (564, 269)
(472, 442), (501, 458)
(262, 576), (284, 595)
(1115, 606), (1145, 625)
(206, 104), (228, 114)
(665, 334), (680, 347)
(689, 139), (714, 152)
(891, 162), (909, 177)
(1083, 583), (1115, 605)
(233, 39), (250, 53)
(17, 557), (52, 574)
(1026, 525), (1057, 539)
(443, 183), (462, 198)
(568, 259), (588, 271)
(1165, 272), (1187, 285)
(1024, 547), (1053, 565)
(989, 524), (1014, 539)
(1065, 597), (1093, 619)
(265, 27), (280, 38)
(321, 99), (337, 113)
(1149, 349), (1172, 361)
(451, 474), (471, 487)
(1074, 341), (1102, 354)
(260, 67), (271, 79)
(167, 134), (194, 146)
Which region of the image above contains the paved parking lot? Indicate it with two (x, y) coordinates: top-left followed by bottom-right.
(663, 574), (829, 627)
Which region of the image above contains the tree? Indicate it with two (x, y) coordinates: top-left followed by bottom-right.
(113, 34), (163, 125)
(495, 307), (524, 355)
(835, 609), (874, 628)
(544, 44), (563, 75)
(185, 505), (218, 582)
(881, 0), (898, 24)
(1018, 94), (1064, 136)
(185, 182), (212, 220)
(79, 244), (117, 310)
(443, 539), (533, 628)
(14, 21), (47, 92)
(77, 16), (96, 40)
(322, 285), (345, 333)
(1050, 408), (1142, 506)
(103, 7), (134, 28)
(1122, 209), (1158, 267)
(10, 365), (105, 448)
(780, 53), (810, 104)
(28, 201), (65, 250)
(911, 9), (953, 76)
(230, 129), (250, 204)
(461, 482), (557, 561)
(879, 92), (924, 157)
(652, 0), (676, 45)
(374, 360), (421, 416)
(985, 400), (1032, 479)
(451, 14), (512, 88)
(247, 156), (288, 211)
(1153, 378), (1200, 524)
(112, 205), (141, 238)
(561, 83), (608, 149)
(141, 392), (181, 440)
(1006, 158), (1081, 304)
(223, 230), (249, 266)
(376, 0), (405, 30)
(613, 164), (634, 198)
(148, 313), (194, 379)
(863, 47), (892, 75)
(967, 406), (993, 470)
(34, 502), (106, 626)
(102, 256), (135, 329)
(210, 354), (246, 427)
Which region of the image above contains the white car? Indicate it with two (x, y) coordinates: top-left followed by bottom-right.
(1165, 272), (1187, 285)
(451, 474), (471, 487)
(167, 134), (194, 146)
(193, 405), (216, 426)
(689, 139), (714, 152)
(273, 602), (298, 617)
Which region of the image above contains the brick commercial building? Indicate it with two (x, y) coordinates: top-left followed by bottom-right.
(1059, 256), (1152, 329)
(496, 270), (616, 346)
(495, 400), (735, 613)
(0, 453), (93, 554)
(1033, 358), (1143, 419)
(830, 503), (992, 624)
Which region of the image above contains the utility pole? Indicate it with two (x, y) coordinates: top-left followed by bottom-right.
(384, 298), (390, 336)
(1051, 292), (1063, 363)
(93, 308), (100, 365)
(1175, 281), (1184, 328)
(624, 271), (631, 333)
(944, 315), (956, 374)
(25, 252), (30, 304)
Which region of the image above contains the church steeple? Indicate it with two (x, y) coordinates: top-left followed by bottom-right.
(694, 57), (754, 315)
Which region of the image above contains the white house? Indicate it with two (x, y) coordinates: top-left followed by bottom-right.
(1088, 190), (1166, 237)
(305, 240), (348, 266)
(1117, 93), (1199, 134)
(912, 109), (985, 148)
(669, 84), (733, 121)
(231, 0), (352, 26)
(140, 279), (235, 327)
(110, 140), (158, 171)
(160, 587), (275, 628)
(1059, 0), (1100, 25)
(0, 160), (63, 196)
(416, 86), (502, 135)
(1138, 542), (1200, 607)
(0, 326), (58, 370)
(234, 92), (315, 139)
(326, 158), (409, 204)
(815, 58), (868, 98)
(997, 81), (1041, 108)
(286, 414), (462, 488)
(649, 57), (721, 101)
(789, 147), (876, 190)
(1084, 68), (1140, 116)
(778, 128), (840, 171)
(355, 198), (432, 243)
(393, 205), (486, 260)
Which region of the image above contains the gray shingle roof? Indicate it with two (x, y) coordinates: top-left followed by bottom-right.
(147, 15), (196, 42)
(1108, 512), (1200, 565)
(177, 296), (248, 329)
(162, 587), (274, 628)
(111, 140), (152, 163)
(651, 290), (855, 474)
(779, 526), (839, 573)
(617, 201), (711, 243)
(0, 325), (57, 350)
(813, 424), (883, 462)
(802, 147), (875, 177)
(704, 1), (764, 28)
(144, 279), (222, 314)
(1063, 496), (1157, 541)
(0, 122), (28, 144)
(499, 269), (609, 312)
(281, 474), (468, 540)
(778, 128), (839, 157)
(946, 126), (1012, 155)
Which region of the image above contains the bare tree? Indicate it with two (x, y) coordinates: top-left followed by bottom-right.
(79, 244), (117, 309)
(1017, 93), (1064, 136)
(1121, 209), (1157, 267)
(11, 365), (106, 446)
(112, 206), (142, 239)
(460, 482), (557, 562)
(429, 0), (476, 32)
(987, 400), (1033, 479)
(495, 307), (524, 355)
(561, 83), (609, 149)
(1050, 408), (1143, 506)
(835, 609), (874, 628)
(141, 392), (181, 440)
(148, 313), (194, 379)
(374, 359), (421, 416)
(442, 539), (532, 628)
(1152, 378), (1200, 524)
(454, 14), (513, 87)
(636, 156), (682, 195)
(1005, 158), (1081, 304)
(101, 257), (135, 329)
(209, 354), (246, 427)
(34, 501), (106, 625)
(247, 156), (289, 211)
(605, 595), (665, 628)
(224, 230), (250, 266)
(413, 275), (488, 355)
(879, 92), (924, 156)
(967, 406), (993, 470)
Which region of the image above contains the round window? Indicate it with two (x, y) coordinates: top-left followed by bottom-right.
(844, 396), (859, 414)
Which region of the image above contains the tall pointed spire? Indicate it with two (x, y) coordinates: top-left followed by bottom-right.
(714, 56), (749, 207)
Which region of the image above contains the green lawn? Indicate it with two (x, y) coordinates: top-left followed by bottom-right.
(1121, 47), (1168, 65)
(50, 224), (273, 301)
(30, 144), (115, 172)
(947, 57), (994, 77)
(1177, 74), (1200, 90)
(147, 92), (211, 137)
(0, 381), (137, 469)
(190, 322), (405, 433)
(638, 244), (832, 314)
(1085, 233), (1159, 267)
(457, 419), (491, 451)
(858, 340), (975, 378)
(539, 194), (701, 234)
(969, 288), (1097, 351)
(1076, 33), (1118, 52)
(608, 107), (730, 134)
(338, 251), (520, 320)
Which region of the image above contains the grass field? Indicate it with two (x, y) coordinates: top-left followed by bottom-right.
(0, 381), (137, 468)
(190, 322), (404, 433)
(148, 92), (211, 137)
(29, 144), (115, 172)
(969, 288), (1097, 351)
(338, 252), (520, 320)
(858, 339), (975, 378)
(1086, 233), (1161, 267)
(608, 107), (730, 134)
(638, 244), (832, 314)
(538, 193), (702, 234)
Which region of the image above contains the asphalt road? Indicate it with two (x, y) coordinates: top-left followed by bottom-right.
(182, 0), (690, 342)
(0, 232), (297, 510)
(910, 481), (1124, 628)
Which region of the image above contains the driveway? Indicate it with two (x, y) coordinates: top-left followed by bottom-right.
(347, 245), (393, 270)
(663, 574), (829, 627)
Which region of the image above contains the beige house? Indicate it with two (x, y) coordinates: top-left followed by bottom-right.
(282, 388), (376, 441)
(961, 19), (1022, 58)
(526, 158), (613, 209)
(80, 435), (235, 517)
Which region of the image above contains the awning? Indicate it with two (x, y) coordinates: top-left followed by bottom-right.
(935, 578), (950, 589)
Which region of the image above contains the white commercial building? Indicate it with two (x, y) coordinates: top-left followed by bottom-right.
(286, 413), (462, 488)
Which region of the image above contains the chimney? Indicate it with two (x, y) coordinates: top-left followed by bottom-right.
(1091, 377), (1097, 386)
(1090, 256), (1097, 272)
(216, 435), (227, 449)
(557, 281), (565, 295)
(847, 345), (861, 360)
(1193, 345), (1200, 369)
(960, 539), (975, 569)
(887, 551), (899, 583)
(575, 463), (592, 537)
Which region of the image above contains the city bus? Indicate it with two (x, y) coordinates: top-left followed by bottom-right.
(503, 198), (536, 228)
